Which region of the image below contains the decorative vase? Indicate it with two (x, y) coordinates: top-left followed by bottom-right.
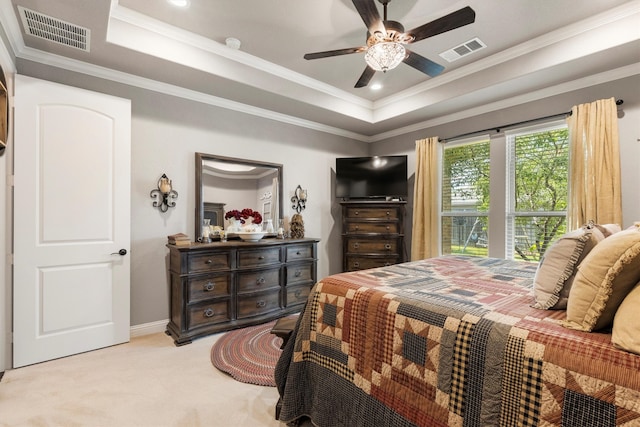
(227, 218), (241, 232)
(202, 218), (211, 242)
(290, 214), (305, 239)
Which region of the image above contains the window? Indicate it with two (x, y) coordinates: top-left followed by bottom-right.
(440, 122), (569, 261)
(506, 124), (569, 261)
(441, 138), (490, 256)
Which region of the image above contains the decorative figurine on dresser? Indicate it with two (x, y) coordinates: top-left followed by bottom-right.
(166, 237), (319, 345)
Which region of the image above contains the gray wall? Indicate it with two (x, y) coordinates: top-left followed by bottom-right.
(371, 75), (640, 258)
(1, 52), (638, 370)
(7, 60), (370, 328)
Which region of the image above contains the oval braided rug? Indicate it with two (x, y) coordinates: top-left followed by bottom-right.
(211, 320), (282, 387)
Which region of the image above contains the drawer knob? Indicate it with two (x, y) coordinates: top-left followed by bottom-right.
(386, 211), (390, 216)
(386, 225), (390, 230)
(355, 225), (359, 231)
(385, 244), (392, 250)
(258, 256), (265, 260)
(256, 277), (265, 285)
(256, 300), (266, 308)
(354, 262), (360, 267)
(353, 243), (359, 249)
(296, 251), (301, 255)
(205, 259), (213, 265)
(204, 308), (215, 318)
(294, 270), (302, 277)
(294, 289), (302, 298)
(354, 211), (359, 215)
(204, 282), (215, 291)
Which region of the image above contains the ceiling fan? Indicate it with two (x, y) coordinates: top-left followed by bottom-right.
(304, 0), (476, 88)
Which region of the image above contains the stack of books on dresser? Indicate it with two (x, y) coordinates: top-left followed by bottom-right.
(167, 233), (191, 246)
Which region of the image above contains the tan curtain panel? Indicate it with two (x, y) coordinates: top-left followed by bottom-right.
(567, 97), (622, 230)
(411, 137), (439, 260)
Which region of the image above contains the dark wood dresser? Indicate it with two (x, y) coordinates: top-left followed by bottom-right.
(166, 238), (318, 345)
(341, 200), (406, 272)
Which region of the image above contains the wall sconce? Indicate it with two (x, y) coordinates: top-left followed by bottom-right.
(291, 185), (307, 213)
(150, 173), (178, 212)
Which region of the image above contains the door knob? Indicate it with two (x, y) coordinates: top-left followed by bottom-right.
(111, 249), (127, 256)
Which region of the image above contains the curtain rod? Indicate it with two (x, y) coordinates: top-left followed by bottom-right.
(439, 99), (623, 143)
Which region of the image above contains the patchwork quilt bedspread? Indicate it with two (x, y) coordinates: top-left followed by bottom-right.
(275, 256), (640, 427)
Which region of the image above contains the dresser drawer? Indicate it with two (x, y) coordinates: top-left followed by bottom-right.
(188, 252), (231, 274)
(238, 247), (281, 268)
(286, 243), (314, 261)
(286, 284), (311, 307)
(345, 238), (399, 254)
(237, 267), (281, 293)
(346, 221), (398, 234)
(286, 262), (315, 285)
(346, 256), (398, 271)
(188, 300), (231, 328)
(188, 274), (231, 303)
(237, 290), (281, 319)
(345, 207), (400, 220)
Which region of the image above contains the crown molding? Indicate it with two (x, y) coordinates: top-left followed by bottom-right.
(1, 0), (638, 144)
(370, 63), (640, 142)
(13, 45), (373, 142)
(110, 1), (373, 110)
(374, 1), (640, 110)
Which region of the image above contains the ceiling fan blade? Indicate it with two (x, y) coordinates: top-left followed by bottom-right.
(304, 46), (366, 60)
(352, 0), (385, 35)
(406, 6), (476, 43)
(355, 66), (376, 88)
(403, 50), (445, 77)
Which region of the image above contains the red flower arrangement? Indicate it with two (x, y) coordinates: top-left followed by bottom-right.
(224, 208), (263, 225)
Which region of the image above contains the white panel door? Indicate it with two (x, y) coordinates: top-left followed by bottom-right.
(13, 75), (131, 368)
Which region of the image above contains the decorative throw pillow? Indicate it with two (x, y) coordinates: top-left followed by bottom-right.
(595, 223), (621, 237)
(532, 224), (605, 310)
(563, 228), (640, 331)
(612, 282), (640, 354)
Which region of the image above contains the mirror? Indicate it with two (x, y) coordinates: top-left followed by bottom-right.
(195, 153), (283, 239)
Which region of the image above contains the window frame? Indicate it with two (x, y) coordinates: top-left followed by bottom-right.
(440, 135), (491, 257)
(504, 121), (568, 261)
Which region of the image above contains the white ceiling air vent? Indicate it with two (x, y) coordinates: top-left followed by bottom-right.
(18, 6), (90, 52)
(439, 37), (486, 63)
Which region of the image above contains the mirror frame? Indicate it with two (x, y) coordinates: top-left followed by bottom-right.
(195, 152), (283, 239)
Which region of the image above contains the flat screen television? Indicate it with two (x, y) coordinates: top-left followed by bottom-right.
(335, 155), (408, 199)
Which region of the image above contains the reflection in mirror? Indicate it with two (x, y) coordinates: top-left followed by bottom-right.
(195, 153), (283, 239)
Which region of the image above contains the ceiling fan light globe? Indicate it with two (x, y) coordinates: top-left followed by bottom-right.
(365, 42), (405, 72)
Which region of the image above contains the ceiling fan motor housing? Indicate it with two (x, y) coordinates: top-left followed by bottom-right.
(368, 20), (413, 46)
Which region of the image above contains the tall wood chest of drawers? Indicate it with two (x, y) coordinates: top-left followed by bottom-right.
(166, 238), (318, 345)
(340, 200), (406, 272)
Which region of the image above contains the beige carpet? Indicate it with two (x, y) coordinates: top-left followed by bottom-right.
(0, 331), (283, 427)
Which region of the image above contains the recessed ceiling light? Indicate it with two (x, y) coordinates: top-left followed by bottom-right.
(370, 83), (383, 91)
(167, 0), (190, 7)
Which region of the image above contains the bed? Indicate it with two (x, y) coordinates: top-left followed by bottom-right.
(274, 255), (640, 427)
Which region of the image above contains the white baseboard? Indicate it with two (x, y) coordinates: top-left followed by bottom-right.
(130, 319), (168, 338)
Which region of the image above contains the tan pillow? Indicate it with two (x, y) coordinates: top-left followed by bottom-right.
(564, 228), (640, 331)
(595, 223), (621, 236)
(532, 225), (605, 310)
(612, 282), (640, 354)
